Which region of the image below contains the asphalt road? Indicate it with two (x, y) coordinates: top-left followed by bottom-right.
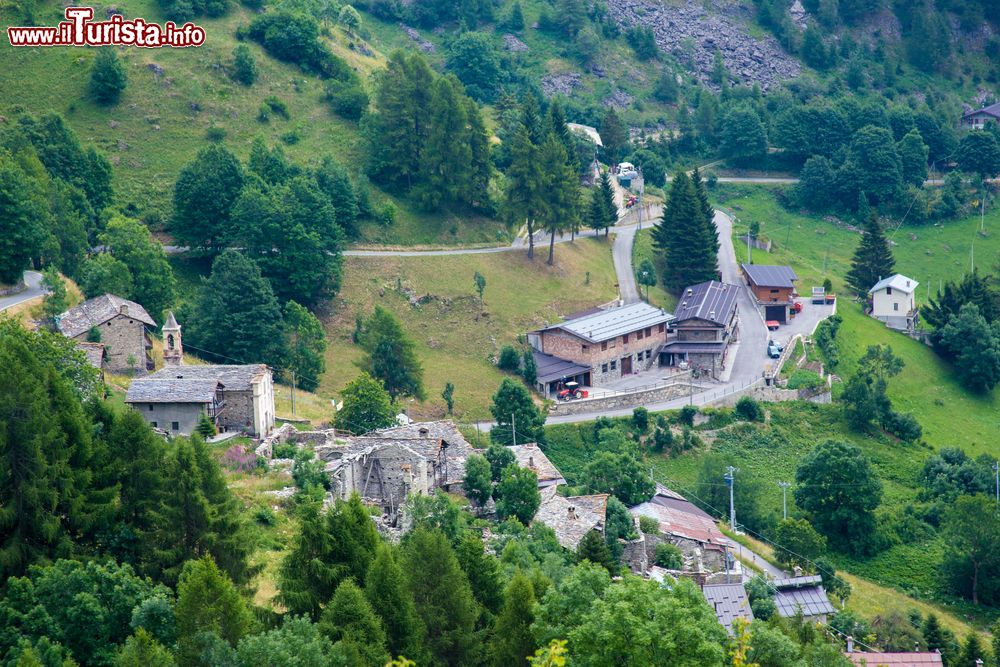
(0, 271), (45, 312)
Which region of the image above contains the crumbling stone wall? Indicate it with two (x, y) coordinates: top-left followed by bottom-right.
(76, 314), (147, 374)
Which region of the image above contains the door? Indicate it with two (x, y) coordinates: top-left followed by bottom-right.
(765, 304), (787, 324)
(621, 355), (632, 375)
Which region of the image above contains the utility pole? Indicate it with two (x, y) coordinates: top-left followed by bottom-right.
(724, 466), (737, 532)
(511, 412), (517, 446)
(778, 481), (791, 520)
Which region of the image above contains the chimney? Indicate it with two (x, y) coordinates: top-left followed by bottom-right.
(846, 637), (854, 653)
(528, 456), (535, 468)
(709, 311), (715, 320)
(567, 506), (576, 520)
(119, 304), (129, 316)
(793, 566), (803, 577)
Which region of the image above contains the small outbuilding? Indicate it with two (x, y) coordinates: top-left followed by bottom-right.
(741, 264), (798, 324)
(869, 274), (919, 332)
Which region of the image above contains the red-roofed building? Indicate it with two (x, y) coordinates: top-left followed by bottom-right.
(844, 651), (943, 667)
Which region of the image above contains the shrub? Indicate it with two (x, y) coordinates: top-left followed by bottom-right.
(264, 96), (290, 119)
(677, 405), (697, 427)
(734, 395), (763, 421)
(324, 79), (369, 120)
(787, 369), (825, 390)
(291, 449), (329, 490)
(883, 410), (922, 442)
(221, 445), (260, 473)
(254, 505), (277, 526)
(654, 542), (683, 569)
(231, 45), (257, 85)
(497, 345), (521, 372)
(272, 442), (297, 459)
(247, 11), (350, 78)
(638, 515), (659, 534)
(631, 407), (649, 434)
(205, 126), (227, 142)
(378, 202), (396, 227)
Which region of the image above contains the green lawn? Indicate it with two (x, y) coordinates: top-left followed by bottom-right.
(631, 228), (678, 312)
(320, 237), (619, 421)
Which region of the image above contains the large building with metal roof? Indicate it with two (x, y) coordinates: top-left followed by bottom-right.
(528, 302), (674, 394)
(660, 281), (740, 378)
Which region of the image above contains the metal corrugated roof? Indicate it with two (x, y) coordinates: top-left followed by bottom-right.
(126, 378), (220, 403)
(869, 274), (918, 295)
(533, 350), (591, 383)
(845, 652), (944, 667)
(963, 102), (1000, 119)
(773, 574), (823, 588)
(545, 302), (673, 344)
(674, 281), (740, 326)
(702, 584), (754, 635)
(741, 264), (798, 288)
(774, 585), (836, 618)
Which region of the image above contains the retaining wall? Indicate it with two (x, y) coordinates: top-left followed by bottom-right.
(548, 381), (699, 415)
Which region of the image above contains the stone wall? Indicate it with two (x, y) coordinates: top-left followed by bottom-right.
(134, 401), (205, 436)
(0, 280), (26, 297)
(78, 314), (148, 374)
(549, 381), (697, 416)
(218, 389), (256, 435)
(540, 326), (668, 384)
(705, 383), (831, 408)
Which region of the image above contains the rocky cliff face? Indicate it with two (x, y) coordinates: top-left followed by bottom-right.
(606, 0), (801, 90)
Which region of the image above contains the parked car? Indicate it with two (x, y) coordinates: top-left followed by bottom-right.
(767, 341), (783, 358)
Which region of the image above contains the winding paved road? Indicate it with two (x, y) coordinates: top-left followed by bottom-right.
(0, 271), (45, 312)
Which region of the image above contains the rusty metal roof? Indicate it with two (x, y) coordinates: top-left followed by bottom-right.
(845, 653), (943, 667)
(630, 490), (729, 548)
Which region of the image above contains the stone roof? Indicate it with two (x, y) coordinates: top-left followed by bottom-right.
(75, 342), (106, 369)
(57, 294), (156, 339)
(150, 364), (270, 392)
(125, 378), (221, 404)
(542, 302), (673, 343)
(674, 281), (740, 327)
(533, 487), (608, 551)
(702, 583), (754, 635)
(509, 443), (566, 488)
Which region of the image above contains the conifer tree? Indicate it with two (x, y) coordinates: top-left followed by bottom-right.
(403, 528), (482, 667)
(588, 171), (619, 236)
(957, 633), (988, 667)
(653, 171), (719, 291)
(419, 76), (473, 210)
(576, 530), (616, 574)
(599, 108), (628, 164)
(196, 412), (216, 439)
(149, 440), (212, 584)
(845, 212), (895, 299)
(278, 499), (338, 619)
(505, 125), (545, 259)
(455, 534), (503, 615)
(489, 572), (538, 667)
(923, 614), (944, 653)
(358, 306), (425, 400)
(175, 557), (254, 665)
(319, 579), (390, 667)
(539, 133), (578, 265)
(365, 544), (427, 663)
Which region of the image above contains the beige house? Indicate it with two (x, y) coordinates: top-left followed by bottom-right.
(57, 294), (155, 374)
(869, 274), (918, 332)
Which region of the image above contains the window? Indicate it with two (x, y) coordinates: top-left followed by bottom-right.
(886, 286), (892, 295)
(601, 363), (608, 373)
(601, 341), (607, 351)
(171, 421), (179, 431)
(893, 302), (899, 311)
(770, 289), (779, 293)
(148, 404), (154, 411)
(645, 327), (652, 337)
(582, 345), (588, 352)
(645, 350), (652, 360)
(658, 324), (665, 333)
(622, 334), (629, 344)
(637, 330), (644, 340)
(150, 422), (157, 428)
(610, 360), (617, 370)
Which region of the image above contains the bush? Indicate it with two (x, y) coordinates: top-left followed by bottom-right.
(378, 202), (396, 227)
(497, 345), (521, 372)
(247, 11), (354, 79)
(638, 515), (659, 534)
(324, 79), (369, 120)
(254, 505), (277, 526)
(231, 45), (257, 85)
(272, 442), (297, 459)
(264, 96), (290, 120)
(787, 369), (825, 390)
(733, 395), (763, 421)
(654, 542), (683, 569)
(632, 407), (649, 434)
(677, 405), (697, 427)
(205, 126), (226, 142)
(882, 410), (923, 442)
(292, 449), (329, 490)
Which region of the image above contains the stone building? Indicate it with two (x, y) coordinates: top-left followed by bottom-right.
(146, 313), (275, 438)
(310, 421), (478, 520)
(125, 377), (223, 436)
(76, 342), (107, 382)
(509, 443), (566, 489)
(57, 294), (156, 374)
(660, 281), (739, 378)
(528, 302), (674, 395)
(533, 486), (609, 551)
(741, 264), (798, 324)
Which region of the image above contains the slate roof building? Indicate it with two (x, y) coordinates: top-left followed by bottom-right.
(125, 377), (223, 436)
(741, 264), (799, 324)
(660, 281), (739, 378)
(702, 583), (754, 635)
(76, 342), (107, 381)
(772, 575), (836, 622)
(509, 443), (566, 488)
(528, 302), (674, 394)
(962, 101), (1000, 128)
(57, 294), (155, 374)
(533, 486), (609, 551)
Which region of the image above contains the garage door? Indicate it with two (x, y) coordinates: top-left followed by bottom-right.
(765, 305), (787, 324)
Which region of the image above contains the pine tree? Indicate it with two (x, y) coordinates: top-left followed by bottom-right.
(358, 306), (425, 400)
(576, 530), (616, 574)
(278, 499), (339, 619)
(419, 77), (473, 210)
(196, 412), (216, 439)
(539, 134), (579, 265)
(231, 45), (257, 86)
(923, 614), (944, 653)
(957, 633), (987, 667)
(599, 108), (628, 164)
(89, 48), (128, 104)
(489, 572), (538, 667)
(40, 267), (68, 320)
(507, 1), (524, 31)
(319, 579), (389, 667)
(846, 212), (895, 299)
(505, 125), (545, 259)
(175, 557), (253, 666)
(365, 544), (427, 663)
(653, 171), (718, 291)
(455, 534), (503, 615)
(403, 528), (482, 667)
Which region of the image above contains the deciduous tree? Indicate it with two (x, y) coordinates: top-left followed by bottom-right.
(334, 372), (395, 434)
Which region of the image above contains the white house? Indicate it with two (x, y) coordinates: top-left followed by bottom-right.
(869, 274), (918, 331)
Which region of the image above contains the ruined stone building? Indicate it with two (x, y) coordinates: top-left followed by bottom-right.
(57, 294), (155, 374)
(509, 443), (566, 489)
(532, 487), (609, 551)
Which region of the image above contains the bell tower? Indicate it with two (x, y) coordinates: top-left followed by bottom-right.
(162, 311), (183, 366)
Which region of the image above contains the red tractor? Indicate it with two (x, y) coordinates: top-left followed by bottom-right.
(557, 381), (588, 401)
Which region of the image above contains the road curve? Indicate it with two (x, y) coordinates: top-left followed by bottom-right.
(0, 271), (45, 312)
